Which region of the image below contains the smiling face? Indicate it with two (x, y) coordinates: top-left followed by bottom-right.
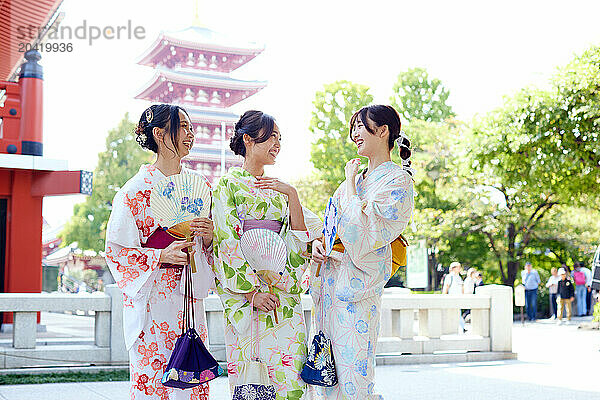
(158, 110), (195, 158)
(350, 114), (388, 158)
(245, 123), (281, 166)
(175, 110), (195, 157)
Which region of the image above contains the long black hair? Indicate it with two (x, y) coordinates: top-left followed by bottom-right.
(349, 104), (411, 161)
(229, 110), (276, 157)
(135, 104), (190, 155)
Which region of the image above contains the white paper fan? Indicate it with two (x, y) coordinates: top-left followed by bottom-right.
(150, 173), (211, 229)
(240, 228), (287, 323)
(240, 228), (287, 275)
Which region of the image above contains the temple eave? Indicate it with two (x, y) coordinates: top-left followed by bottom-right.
(137, 34), (264, 68)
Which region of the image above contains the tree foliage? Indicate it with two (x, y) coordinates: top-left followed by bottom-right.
(469, 45), (600, 285)
(309, 80), (373, 188)
(306, 52), (600, 290)
(390, 67), (455, 122)
(59, 114), (152, 252)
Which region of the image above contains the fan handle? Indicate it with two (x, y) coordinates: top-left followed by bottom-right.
(268, 284), (279, 324)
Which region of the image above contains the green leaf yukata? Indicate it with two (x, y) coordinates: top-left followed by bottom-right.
(211, 167), (322, 400)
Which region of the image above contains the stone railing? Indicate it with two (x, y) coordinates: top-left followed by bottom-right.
(206, 284), (515, 364)
(0, 284), (514, 368)
(0, 285), (125, 368)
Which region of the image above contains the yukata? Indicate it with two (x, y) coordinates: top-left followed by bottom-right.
(105, 164), (215, 400)
(311, 161), (414, 400)
(211, 167), (322, 400)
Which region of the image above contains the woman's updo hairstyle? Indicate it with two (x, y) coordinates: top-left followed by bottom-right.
(230, 110), (276, 157)
(350, 104), (413, 174)
(135, 104), (190, 154)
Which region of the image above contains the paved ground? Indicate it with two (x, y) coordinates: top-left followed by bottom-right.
(0, 315), (597, 399)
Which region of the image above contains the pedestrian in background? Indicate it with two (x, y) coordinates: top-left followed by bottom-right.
(475, 272), (484, 288)
(572, 261), (591, 316)
(463, 267), (477, 295)
(443, 262), (464, 295)
(521, 261), (541, 322)
(462, 268), (478, 322)
(545, 267), (560, 319)
(557, 268), (574, 324)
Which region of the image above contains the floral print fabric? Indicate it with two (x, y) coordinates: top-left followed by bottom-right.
(105, 164), (213, 400)
(311, 161), (414, 400)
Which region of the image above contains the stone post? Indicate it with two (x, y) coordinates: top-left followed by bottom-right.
(105, 284), (128, 363)
(475, 284), (512, 352)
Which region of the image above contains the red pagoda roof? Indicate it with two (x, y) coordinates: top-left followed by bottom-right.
(137, 26), (264, 73)
(186, 106), (239, 124)
(135, 68), (266, 108)
(0, 0), (63, 80)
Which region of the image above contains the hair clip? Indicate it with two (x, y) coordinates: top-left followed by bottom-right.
(145, 108), (153, 124)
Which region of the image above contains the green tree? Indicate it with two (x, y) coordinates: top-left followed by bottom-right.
(390, 67), (455, 122)
(293, 173), (337, 217)
(59, 114), (152, 252)
(406, 120), (492, 285)
(309, 80), (373, 189)
(476, 46), (600, 206)
(469, 46), (600, 286)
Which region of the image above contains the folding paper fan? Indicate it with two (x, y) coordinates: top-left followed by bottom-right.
(240, 228), (287, 324)
(150, 173), (212, 272)
(316, 198), (338, 277)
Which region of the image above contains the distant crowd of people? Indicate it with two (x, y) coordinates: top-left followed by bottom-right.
(441, 261), (484, 295)
(522, 261), (595, 323)
(441, 262), (485, 333)
(439, 260), (596, 326)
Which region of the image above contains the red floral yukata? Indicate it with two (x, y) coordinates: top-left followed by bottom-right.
(105, 164), (215, 400)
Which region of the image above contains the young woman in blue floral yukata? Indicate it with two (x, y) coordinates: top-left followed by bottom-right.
(211, 110), (322, 400)
(311, 105), (415, 400)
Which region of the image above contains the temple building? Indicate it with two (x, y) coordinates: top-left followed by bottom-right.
(135, 26), (266, 182)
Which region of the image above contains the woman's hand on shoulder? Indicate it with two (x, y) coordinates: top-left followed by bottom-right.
(255, 176), (296, 197)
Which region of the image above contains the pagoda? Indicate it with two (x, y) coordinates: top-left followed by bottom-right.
(135, 26), (266, 182)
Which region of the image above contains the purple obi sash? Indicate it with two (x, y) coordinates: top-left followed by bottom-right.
(242, 219), (283, 234)
(142, 228), (185, 269)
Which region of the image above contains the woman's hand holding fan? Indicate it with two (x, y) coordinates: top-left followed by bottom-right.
(244, 291), (280, 313)
(316, 198), (338, 276)
(190, 217), (214, 247)
(158, 240), (196, 265)
(311, 239), (327, 264)
(240, 229), (287, 324)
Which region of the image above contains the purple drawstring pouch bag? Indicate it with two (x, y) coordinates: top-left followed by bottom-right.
(161, 261), (223, 388)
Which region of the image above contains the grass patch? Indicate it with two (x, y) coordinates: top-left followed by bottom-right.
(0, 370), (129, 385)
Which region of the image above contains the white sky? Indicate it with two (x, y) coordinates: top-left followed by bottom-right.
(40, 0), (600, 226)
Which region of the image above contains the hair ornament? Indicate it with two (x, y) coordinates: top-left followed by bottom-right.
(396, 130), (410, 149)
(145, 108), (154, 124)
